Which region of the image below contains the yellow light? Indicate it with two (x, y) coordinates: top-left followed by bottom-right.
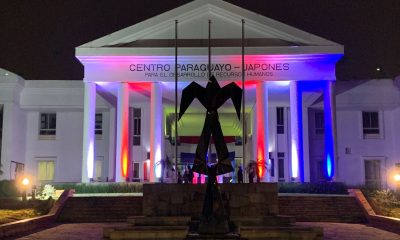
(394, 174), (400, 182)
(22, 178), (30, 186)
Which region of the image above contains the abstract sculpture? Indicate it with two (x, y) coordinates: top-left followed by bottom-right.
(179, 75), (242, 234)
(179, 75), (242, 175)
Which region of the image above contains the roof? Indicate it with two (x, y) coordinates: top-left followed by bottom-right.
(76, 0), (343, 56)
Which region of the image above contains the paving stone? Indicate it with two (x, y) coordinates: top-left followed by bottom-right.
(11, 222), (400, 240)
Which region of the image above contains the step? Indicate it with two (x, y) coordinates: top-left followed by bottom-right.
(186, 232), (242, 239)
(240, 226), (323, 240)
(106, 225), (189, 240)
(231, 215), (295, 227)
(127, 216), (191, 226)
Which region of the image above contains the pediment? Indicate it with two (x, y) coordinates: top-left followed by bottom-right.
(77, 0), (341, 51)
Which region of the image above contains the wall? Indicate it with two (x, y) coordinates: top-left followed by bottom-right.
(335, 79), (400, 187)
(143, 183), (278, 217)
(21, 80), (111, 184)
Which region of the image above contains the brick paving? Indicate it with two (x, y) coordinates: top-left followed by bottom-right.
(9, 222), (400, 240)
(298, 222), (400, 240)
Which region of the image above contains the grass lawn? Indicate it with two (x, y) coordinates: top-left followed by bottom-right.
(370, 199), (400, 218)
(0, 209), (39, 225)
(362, 189), (400, 219)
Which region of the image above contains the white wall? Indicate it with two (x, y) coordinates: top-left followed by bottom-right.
(334, 79), (400, 188)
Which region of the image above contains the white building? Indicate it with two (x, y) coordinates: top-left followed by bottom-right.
(0, 0), (399, 189)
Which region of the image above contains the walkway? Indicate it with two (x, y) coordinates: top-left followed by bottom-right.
(10, 222), (400, 240)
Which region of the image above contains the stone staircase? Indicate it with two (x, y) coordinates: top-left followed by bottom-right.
(57, 196), (143, 222)
(57, 194), (366, 224)
(278, 195), (366, 223)
(103, 216), (191, 240)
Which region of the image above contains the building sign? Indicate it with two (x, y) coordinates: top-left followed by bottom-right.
(82, 55), (338, 82)
(129, 62), (290, 79)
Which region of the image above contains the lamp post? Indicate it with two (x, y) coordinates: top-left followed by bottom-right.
(21, 177), (30, 202)
(394, 173), (400, 191)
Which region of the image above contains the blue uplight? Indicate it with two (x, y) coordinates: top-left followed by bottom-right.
(326, 153), (332, 178)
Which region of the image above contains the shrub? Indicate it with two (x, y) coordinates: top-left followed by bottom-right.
(278, 182), (348, 194)
(0, 180), (19, 197)
(52, 182), (143, 194)
(32, 198), (55, 215)
(37, 184), (56, 200)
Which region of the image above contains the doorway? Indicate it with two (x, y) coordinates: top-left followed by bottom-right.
(364, 159), (381, 188)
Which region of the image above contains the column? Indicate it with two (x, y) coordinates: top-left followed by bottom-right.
(290, 80), (303, 182)
(108, 107), (116, 181)
(150, 82), (163, 182)
(324, 80), (336, 180)
(116, 82), (130, 182)
(256, 81), (269, 182)
(81, 82), (96, 183)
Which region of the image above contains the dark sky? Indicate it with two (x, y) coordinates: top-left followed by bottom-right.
(0, 0), (399, 80)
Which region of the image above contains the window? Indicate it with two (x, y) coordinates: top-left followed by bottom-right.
(362, 111), (379, 137)
(278, 152), (285, 181)
(314, 111), (324, 135)
(276, 107), (284, 134)
(95, 113), (103, 135)
(95, 158), (103, 181)
(39, 113), (56, 135)
(133, 162), (140, 179)
(269, 152), (274, 177)
(10, 161), (24, 180)
(133, 108), (141, 146)
(38, 160), (55, 181)
(364, 159), (381, 188)
(270, 159), (275, 177)
(317, 160), (325, 181)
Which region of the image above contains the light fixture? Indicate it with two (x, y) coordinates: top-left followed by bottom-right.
(394, 174), (400, 182)
(22, 177), (30, 186)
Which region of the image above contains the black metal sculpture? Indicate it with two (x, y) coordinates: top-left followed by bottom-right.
(179, 75), (242, 234)
(179, 75), (242, 175)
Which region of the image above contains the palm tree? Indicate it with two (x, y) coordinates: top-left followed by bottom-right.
(245, 160), (268, 183)
(156, 157), (175, 183)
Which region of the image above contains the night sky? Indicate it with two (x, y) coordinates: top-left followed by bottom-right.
(0, 0), (399, 81)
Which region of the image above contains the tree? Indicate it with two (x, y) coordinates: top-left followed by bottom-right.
(156, 157), (175, 183)
(245, 160), (268, 183)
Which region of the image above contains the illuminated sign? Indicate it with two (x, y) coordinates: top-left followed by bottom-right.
(80, 55), (340, 82)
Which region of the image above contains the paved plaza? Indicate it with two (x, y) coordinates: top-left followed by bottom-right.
(7, 222), (399, 240)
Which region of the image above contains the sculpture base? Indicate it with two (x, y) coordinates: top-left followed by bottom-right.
(197, 216), (230, 235)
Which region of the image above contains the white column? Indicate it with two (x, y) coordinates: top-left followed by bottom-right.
(324, 80), (336, 180)
(256, 81), (269, 182)
(250, 104), (257, 183)
(289, 81), (302, 182)
(81, 82), (96, 183)
(1, 103), (26, 181)
(116, 82), (129, 182)
(150, 82), (163, 182)
(108, 107), (116, 181)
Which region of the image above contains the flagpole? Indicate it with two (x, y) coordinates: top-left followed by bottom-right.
(208, 19), (212, 160)
(208, 19), (211, 78)
(241, 19), (246, 174)
(174, 20), (178, 178)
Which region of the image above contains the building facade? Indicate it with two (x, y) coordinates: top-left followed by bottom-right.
(0, 0), (399, 189)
